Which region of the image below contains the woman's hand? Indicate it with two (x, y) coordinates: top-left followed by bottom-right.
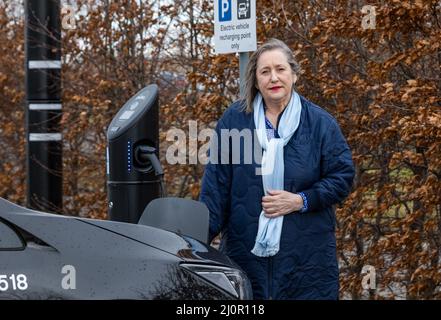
(261, 190), (304, 218)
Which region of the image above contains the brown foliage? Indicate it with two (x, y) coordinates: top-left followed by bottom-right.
(0, 2), (25, 205)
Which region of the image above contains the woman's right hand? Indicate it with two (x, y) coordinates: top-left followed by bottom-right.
(261, 190), (303, 218)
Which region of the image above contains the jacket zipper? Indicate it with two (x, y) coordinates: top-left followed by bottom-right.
(268, 257), (273, 299)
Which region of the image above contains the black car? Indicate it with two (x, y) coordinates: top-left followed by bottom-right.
(0, 197), (252, 299)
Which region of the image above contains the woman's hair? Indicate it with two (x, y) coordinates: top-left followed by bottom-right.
(243, 38), (300, 113)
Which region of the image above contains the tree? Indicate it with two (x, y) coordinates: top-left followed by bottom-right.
(0, 1), (25, 205)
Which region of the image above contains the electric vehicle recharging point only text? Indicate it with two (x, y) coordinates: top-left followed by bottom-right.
(106, 84), (163, 223)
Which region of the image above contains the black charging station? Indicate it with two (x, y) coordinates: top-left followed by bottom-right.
(106, 84), (163, 223)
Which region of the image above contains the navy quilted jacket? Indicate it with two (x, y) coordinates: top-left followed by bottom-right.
(199, 96), (355, 300)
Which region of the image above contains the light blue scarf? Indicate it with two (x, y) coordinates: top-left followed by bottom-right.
(251, 91), (302, 257)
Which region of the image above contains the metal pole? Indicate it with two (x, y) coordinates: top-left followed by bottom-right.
(25, 0), (62, 213)
(239, 52), (249, 99)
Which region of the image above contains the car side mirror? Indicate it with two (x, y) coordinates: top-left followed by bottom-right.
(138, 197), (209, 244)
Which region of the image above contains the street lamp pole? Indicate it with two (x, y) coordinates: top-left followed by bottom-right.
(25, 0), (62, 213)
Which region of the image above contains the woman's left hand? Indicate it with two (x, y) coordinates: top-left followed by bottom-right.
(261, 190), (303, 218)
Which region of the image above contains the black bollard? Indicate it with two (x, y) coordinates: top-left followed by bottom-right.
(107, 85), (161, 223)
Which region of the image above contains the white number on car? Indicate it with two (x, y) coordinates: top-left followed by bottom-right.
(0, 274), (28, 291)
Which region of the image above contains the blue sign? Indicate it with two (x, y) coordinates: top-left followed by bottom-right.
(218, 0), (232, 22)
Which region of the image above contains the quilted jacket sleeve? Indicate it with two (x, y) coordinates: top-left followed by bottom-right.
(301, 119), (355, 212)
(199, 118), (232, 243)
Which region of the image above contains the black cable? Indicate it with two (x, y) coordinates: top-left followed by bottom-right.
(135, 145), (167, 197)
(159, 175), (167, 198)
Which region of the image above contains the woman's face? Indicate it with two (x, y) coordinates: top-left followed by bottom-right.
(255, 49), (297, 108)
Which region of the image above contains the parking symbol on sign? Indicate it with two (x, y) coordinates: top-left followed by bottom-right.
(219, 0), (232, 22)
(237, 0), (251, 20)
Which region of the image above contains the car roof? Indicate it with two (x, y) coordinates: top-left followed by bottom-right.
(0, 197), (62, 219)
(0, 197), (206, 262)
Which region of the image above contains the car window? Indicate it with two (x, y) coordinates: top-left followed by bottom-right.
(0, 220), (23, 249)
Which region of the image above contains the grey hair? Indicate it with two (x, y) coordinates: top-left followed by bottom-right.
(243, 38), (300, 113)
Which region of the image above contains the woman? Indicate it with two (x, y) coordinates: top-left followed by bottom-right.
(200, 38), (354, 299)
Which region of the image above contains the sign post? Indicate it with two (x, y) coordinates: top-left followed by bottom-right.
(214, 0), (257, 98)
